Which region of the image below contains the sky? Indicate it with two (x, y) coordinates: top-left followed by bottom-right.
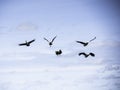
(0, 1), (120, 90)
(0, 0), (119, 37)
(0, 0), (120, 65)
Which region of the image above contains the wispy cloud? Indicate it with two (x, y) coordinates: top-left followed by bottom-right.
(16, 23), (38, 31)
(90, 41), (120, 48)
(0, 53), (36, 61)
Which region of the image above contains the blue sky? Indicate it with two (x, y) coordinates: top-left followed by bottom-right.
(0, 1), (120, 90)
(0, 0), (119, 38)
(0, 0), (120, 64)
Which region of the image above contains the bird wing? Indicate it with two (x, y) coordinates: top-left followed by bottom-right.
(89, 37), (96, 42)
(51, 36), (57, 43)
(89, 53), (95, 57)
(19, 43), (27, 46)
(79, 52), (87, 56)
(76, 41), (86, 45)
(44, 38), (49, 42)
(28, 39), (35, 44)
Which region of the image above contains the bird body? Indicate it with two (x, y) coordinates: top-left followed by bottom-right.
(78, 52), (95, 58)
(76, 41), (88, 46)
(55, 49), (62, 55)
(19, 39), (35, 47)
(76, 37), (96, 46)
(44, 36), (57, 47)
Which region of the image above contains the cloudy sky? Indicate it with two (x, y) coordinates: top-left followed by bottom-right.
(0, 1), (120, 90)
(0, 0), (120, 65)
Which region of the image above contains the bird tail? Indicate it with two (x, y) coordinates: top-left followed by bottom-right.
(89, 37), (96, 42)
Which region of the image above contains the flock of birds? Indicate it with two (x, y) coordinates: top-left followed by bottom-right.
(19, 36), (96, 58)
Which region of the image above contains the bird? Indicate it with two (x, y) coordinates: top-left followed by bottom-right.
(78, 52), (95, 58)
(19, 39), (35, 46)
(76, 37), (96, 46)
(44, 36), (57, 47)
(55, 49), (62, 56)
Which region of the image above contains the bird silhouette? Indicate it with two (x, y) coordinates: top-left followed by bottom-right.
(55, 49), (62, 56)
(44, 36), (57, 47)
(78, 52), (95, 58)
(19, 39), (35, 46)
(76, 37), (96, 46)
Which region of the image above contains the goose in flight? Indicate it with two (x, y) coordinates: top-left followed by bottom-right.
(76, 37), (96, 46)
(19, 39), (35, 46)
(44, 36), (57, 47)
(55, 49), (62, 56)
(78, 52), (95, 58)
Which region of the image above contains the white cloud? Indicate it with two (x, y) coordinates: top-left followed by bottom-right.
(91, 41), (120, 47)
(0, 53), (36, 61)
(16, 23), (38, 31)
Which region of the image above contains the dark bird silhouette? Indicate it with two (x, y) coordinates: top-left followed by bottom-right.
(78, 52), (95, 58)
(76, 37), (96, 46)
(19, 39), (35, 46)
(55, 49), (62, 56)
(44, 36), (57, 47)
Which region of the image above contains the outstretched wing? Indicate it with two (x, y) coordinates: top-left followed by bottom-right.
(44, 38), (49, 42)
(19, 43), (27, 46)
(28, 39), (35, 44)
(89, 37), (96, 42)
(89, 53), (95, 57)
(51, 36), (57, 43)
(78, 52), (87, 56)
(76, 41), (86, 45)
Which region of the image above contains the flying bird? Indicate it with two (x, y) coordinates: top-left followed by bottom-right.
(76, 37), (96, 46)
(55, 49), (62, 56)
(44, 36), (57, 47)
(19, 39), (35, 46)
(78, 52), (95, 58)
